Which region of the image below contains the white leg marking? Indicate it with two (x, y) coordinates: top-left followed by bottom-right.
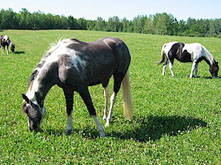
(103, 86), (109, 120)
(190, 61), (197, 78)
(169, 62), (175, 77)
(162, 64), (167, 75)
(105, 92), (116, 127)
(66, 111), (73, 133)
(92, 116), (105, 137)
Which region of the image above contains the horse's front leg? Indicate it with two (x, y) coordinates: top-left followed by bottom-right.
(194, 63), (199, 77)
(79, 88), (105, 137)
(6, 47), (9, 55)
(190, 61), (197, 78)
(103, 85), (109, 120)
(63, 87), (74, 134)
(2, 46), (5, 54)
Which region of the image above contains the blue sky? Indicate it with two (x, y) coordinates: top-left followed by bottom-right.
(0, 0), (221, 20)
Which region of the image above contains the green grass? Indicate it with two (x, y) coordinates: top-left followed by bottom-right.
(0, 30), (220, 164)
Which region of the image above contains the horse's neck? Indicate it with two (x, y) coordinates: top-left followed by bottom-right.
(203, 46), (214, 66)
(9, 41), (12, 46)
(26, 70), (55, 107)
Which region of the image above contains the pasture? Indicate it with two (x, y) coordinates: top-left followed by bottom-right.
(0, 30), (220, 164)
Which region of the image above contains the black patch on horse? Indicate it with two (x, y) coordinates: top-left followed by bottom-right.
(178, 49), (192, 62)
(196, 56), (211, 66)
(169, 43), (192, 63)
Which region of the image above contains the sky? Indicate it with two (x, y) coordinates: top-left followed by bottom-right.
(0, 0), (221, 21)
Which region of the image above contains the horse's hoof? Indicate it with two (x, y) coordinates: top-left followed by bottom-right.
(103, 116), (107, 120)
(105, 122), (110, 127)
(99, 131), (105, 137)
(65, 129), (72, 135)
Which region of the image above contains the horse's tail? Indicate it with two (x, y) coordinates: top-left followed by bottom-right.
(122, 69), (133, 120)
(157, 44), (167, 65)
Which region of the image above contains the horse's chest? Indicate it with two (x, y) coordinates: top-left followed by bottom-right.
(176, 50), (192, 62)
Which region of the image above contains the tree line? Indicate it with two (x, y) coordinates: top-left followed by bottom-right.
(1, 8), (221, 37)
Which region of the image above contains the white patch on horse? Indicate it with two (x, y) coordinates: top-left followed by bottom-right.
(66, 111), (73, 133)
(29, 41), (77, 98)
(105, 92), (116, 127)
(103, 38), (116, 48)
(70, 54), (87, 72)
(183, 43), (214, 64)
(92, 116), (105, 137)
(3, 35), (9, 42)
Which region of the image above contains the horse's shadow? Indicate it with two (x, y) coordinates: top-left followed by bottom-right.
(110, 115), (207, 142)
(44, 115), (207, 142)
(179, 75), (219, 79)
(14, 51), (25, 55)
(196, 76), (221, 79)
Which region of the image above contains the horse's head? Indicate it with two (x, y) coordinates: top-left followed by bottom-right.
(209, 61), (219, 78)
(10, 43), (15, 52)
(22, 94), (46, 132)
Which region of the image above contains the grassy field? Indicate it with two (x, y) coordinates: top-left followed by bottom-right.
(0, 30), (220, 164)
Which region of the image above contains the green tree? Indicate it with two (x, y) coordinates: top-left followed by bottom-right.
(106, 16), (122, 32)
(0, 8), (18, 29)
(95, 17), (106, 31)
(78, 18), (87, 30)
(153, 13), (176, 35)
(144, 17), (154, 34)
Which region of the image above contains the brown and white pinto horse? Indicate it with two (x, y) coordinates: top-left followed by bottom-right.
(158, 42), (219, 78)
(0, 35), (15, 54)
(22, 37), (133, 137)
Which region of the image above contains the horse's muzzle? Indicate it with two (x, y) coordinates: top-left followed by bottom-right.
(29, 127), (43, 132)
(212, 76), (218, 79)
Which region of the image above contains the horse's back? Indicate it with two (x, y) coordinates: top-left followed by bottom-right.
(163, 41), (178, 55)
(50, 37), (131, 87)
(183, 43), (204, 58)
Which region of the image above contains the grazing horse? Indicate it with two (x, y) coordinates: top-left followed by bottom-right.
(158, 42), (219, 78)
(21, 37), (133, 137)
(0, 35), (15, 54)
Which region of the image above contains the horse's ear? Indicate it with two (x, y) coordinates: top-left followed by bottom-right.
(22, 94), (30, 104)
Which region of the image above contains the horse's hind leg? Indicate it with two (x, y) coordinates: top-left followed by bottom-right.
(162, 59), (168, 75)
(103, 85), (109, 120)
(63, 87), (74, 134)
(105, 92), (117, 127)
(79, 87), (105, 137)
(169, 59), (175, 77)
(105, 73), (123, 127)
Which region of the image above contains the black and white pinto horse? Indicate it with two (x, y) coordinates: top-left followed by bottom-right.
(0, 35), (15, 54)
(22, 37), (133, 137)
(158, 42), (219, 78)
